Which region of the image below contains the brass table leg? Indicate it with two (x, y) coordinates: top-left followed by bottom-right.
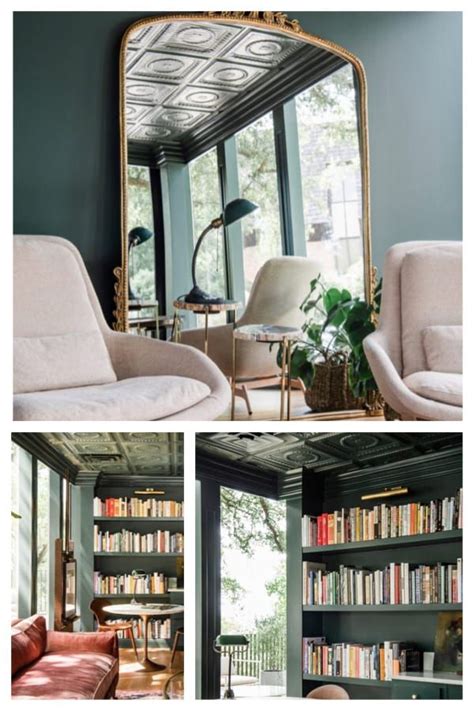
(280, 338), (288, 421)
(287, 339), (292, 421)
(204, 307), (209, 356)
(231, 335), (236, 420)
(173, 310), (181, 343)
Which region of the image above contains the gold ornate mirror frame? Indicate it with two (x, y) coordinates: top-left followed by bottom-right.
(115, 11), (372, 331)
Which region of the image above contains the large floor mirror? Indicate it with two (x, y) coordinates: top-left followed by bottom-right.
(116, 11), (372, 333)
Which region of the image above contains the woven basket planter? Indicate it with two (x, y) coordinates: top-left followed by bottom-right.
(304, 354), (362, 412)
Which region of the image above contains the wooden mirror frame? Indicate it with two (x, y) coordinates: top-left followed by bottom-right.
(115, 11), (373, 331)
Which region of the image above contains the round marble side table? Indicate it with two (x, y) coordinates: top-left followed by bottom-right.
(232, 324), (303, 420)
(172, 299), (240, 356)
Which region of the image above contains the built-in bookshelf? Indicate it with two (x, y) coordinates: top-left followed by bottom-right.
(93, 481), (184, 649)
(294, 452), (462, 700)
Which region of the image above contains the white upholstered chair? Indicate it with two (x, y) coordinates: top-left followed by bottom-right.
(179, 257), (323, 412)
(363, 241), (462, 420)
(13, 235), (230, 420)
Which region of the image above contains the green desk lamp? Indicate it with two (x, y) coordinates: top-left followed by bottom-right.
(128, 226), (153, 301)
(130, 569), (147, 605)
(213, 634), (250, 699)
(184, 198), (258, 305)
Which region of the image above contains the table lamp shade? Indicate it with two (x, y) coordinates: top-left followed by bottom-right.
(215, 634), (249, 647)
(222, 198), (258, 227)
(128, 226), (153, 248)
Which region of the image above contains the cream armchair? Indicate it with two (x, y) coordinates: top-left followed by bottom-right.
(363, 241), (462, 420)
(13, 235), (230, 420)
(179, 257), (323, 412)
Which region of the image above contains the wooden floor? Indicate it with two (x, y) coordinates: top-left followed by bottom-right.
(218, 386), (384, 421)
(117, 647), (183, 694)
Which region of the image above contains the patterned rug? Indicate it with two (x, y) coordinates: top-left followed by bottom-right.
(115, 690), (164, 699)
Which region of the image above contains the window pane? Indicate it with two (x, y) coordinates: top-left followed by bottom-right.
(11, 443), (20, 617)
(189, 148), (226, 299)
(36, 463), (50, 619)
(236, 113), (282, 300)
(190, 148), (227, 326)
(296, 64), (364, 296)
(127, 165), (156, 301)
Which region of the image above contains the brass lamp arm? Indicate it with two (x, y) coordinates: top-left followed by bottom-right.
(191, 218), (223, 288)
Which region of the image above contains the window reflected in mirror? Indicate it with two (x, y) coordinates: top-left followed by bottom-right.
(127, 165), (156, 301)
(237, 112), (283, 301)
(295, 64), (364, 296)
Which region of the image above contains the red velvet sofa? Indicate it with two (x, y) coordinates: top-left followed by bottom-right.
(11, 614), (119, 699)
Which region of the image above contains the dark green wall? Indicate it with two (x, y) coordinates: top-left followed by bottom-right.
(14, 11), (462, 321)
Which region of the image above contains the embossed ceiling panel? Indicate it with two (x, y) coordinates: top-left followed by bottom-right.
(125, 20), (315, 147)
(196, 432), (462, 477)
(40, 432), (183, 479)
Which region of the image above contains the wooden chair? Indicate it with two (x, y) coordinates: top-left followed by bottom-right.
(170, 627), (184, 667)
(89, 598), (138, 661)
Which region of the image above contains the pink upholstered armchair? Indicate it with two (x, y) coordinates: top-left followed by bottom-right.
(11, 615), (119, 699)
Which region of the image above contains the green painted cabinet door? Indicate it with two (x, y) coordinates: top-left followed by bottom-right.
(392, 681), (442, 700)
(446, 685), (462, 700)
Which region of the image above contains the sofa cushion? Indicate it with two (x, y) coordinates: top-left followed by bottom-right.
(11, 615), (47, 676)
(11, 651), (118, 700)
(422, 325), (462, 374)
(14, 332), (117, 394)
(13, 375), (211, 421)
(403, 371), (462, 407)
(400, 244), (462, 377)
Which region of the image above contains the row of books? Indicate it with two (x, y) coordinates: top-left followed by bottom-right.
(303, 560), (462, 606)
(93, 526), (184, 553)
(302, 490), (462, 546)
(93, 572), (174, 595)
(93, 497), (183, 518)
(302, 638), (421, 681)
(115, 618), (172, 640)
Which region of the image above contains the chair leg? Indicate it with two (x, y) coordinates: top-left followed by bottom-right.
(128, 625), (139, 661)
(241, 384), (253, 416)
(170, 630), (183, 667)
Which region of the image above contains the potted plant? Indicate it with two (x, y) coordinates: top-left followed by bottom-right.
(278, 275), (382, 413)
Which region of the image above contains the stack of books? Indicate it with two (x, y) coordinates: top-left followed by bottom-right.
(303, 560), (462, 606)
(93, 497), (184, 518)
(302, 637), (421, 680)
(302, 489), (462, 546)
(93, 526), (184, 553)
(93, 571), (171, 595)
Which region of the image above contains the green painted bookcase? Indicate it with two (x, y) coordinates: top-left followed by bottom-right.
(287, 448), (462, 700)
(93, 480), (184, 649)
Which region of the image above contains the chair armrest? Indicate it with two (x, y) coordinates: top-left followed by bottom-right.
(46, 630), (118, 658)
(179, 323), (234, 373)
(363, 330), (461, 420)
(105, 331), (230, 408)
